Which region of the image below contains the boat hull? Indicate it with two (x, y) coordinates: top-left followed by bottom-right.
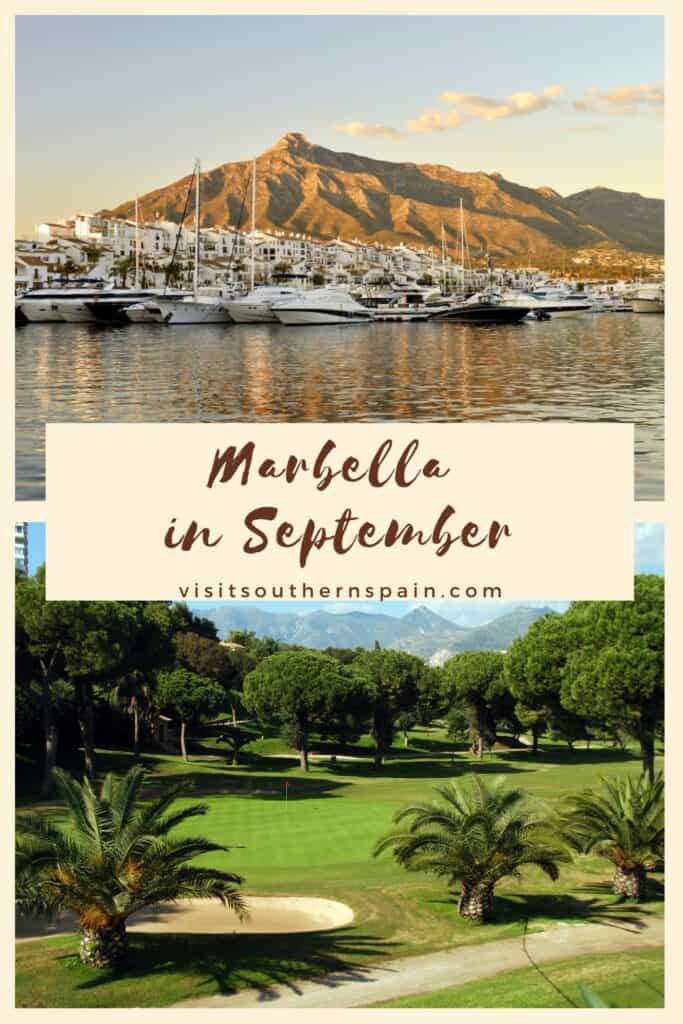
(19, 302), (64, 322)
(432, 304), (530, 325)
(126, 304), (165, 323)
(226, 302), (279, 323)
(274, 308), (374, 325)
(632, 298), (664, 314)
(54, 301), (97, 322)
(154, 300), (232, 324)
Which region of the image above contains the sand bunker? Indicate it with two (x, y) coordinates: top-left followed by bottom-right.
(16, 896), (354, 941)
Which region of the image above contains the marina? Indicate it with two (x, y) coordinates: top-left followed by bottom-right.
(16, 312), (663, 501)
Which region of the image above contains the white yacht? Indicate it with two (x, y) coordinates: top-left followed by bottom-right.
(152, 294), (233, 324)
(273, 288), (374, 325)
(632, 284), (664, 314)
(125, 292), (190, 323)
(225, 286), (303, 323)
(499, 288), (592, 319)
(17, 283), (109, 323)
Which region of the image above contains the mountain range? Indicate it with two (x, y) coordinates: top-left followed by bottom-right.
(200, 603), (557, 663)
(102, 132), (664, 257)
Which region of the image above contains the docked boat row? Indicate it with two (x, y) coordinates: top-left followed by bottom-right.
(16, 281), (665, 327)
(15, 162), (662, 328)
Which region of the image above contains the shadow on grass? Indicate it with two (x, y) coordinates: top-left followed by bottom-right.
(428, 882), (661, 934)
(323, 759), (529, 781)
(62, 928), (395, 1002)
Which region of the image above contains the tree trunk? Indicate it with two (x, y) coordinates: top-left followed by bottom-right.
(132, 703), (140, 758)
(79, 920), (128, 968)
(640, 734), (655, 783)
(42, 724), (58, 795)
(77, 682), (96, 781)
(231, 704), (238, 728)
(477, 734), (484, 760)
(180, 720), (188, 761)
(299, 731), (309, 772)
(39, 656), (58, 795)
(613, 865), (646, 901)
(458, 882), (494, 922)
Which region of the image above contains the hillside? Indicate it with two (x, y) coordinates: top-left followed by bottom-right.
(101, 133), (664, 258)
(200, 603), (557, 661)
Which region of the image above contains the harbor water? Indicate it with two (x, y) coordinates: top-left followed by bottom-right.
(16, 313), (663, 500)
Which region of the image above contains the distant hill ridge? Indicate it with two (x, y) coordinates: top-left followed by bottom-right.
(200, 603), (558, 662)
(102, 133), (664, 257)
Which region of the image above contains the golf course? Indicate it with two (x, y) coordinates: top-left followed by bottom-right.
(15, 726), (665, 1009)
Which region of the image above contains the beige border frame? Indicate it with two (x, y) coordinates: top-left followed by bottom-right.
(1, 3), (677, 1019)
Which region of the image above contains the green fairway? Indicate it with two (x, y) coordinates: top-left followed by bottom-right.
(375, 948), (665, 1008)
(15, 728), (664, 1008)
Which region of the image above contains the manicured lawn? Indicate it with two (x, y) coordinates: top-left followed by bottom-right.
(15, 729), (664, 1008)
(374, 948), (665, 1008)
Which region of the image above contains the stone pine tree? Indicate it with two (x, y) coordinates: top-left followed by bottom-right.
(352, 649), (426, 767)
(560, 575), (664, 781)
(243, 651), (363, 771)
(441, 651), (506, 759)
(156, 669), (225, 761)
(503, 613), (587, 753)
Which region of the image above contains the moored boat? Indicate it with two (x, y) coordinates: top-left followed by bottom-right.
(273, 288), (374, 325)
(632, 284), (664, 314)
(430, 293), (530, 325)
(226, 286), (303, 323)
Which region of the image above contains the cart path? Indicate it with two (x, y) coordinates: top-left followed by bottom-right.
(180, 915), (664, 1008)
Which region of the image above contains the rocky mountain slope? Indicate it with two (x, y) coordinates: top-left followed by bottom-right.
(102, 133), (664, 257)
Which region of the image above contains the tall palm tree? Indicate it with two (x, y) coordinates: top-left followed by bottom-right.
(373, 775), (566, 922)
(16, 766), (245, 969)
(558, 771), (664, 901)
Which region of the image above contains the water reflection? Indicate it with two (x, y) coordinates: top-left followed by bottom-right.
(15, 314), (663, 500)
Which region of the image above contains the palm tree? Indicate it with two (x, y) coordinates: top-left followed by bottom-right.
(558, 771), (664, 901)
(373, 776), (566, 922)
(15, 766), (245, 969)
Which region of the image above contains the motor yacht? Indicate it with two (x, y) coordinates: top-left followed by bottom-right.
(16, 281), (110, 322)
(499, 288), (592, 319)
(152, 294), (233, 324)
(430, 292), (530, 325)
(632, 284), (664, 314)
(226, 286), (303, 323)
(273, 288), (374, 325)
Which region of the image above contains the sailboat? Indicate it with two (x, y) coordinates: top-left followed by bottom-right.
(153, 160), (233, 324)
(430, 201), (530, 324)
(226, 156), (302, 323)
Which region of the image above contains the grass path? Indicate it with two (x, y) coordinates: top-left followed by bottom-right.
(180, 916), (664, 1008)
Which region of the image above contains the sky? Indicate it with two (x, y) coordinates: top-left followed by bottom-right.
(21, 521), (664, 627)
(15, 15), (664, 237)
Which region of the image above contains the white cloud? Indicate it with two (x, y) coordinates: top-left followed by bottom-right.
(574, 84), (663, 115)
(438, 86), (563, 122)
(405, 108), (466, 134)
(335, 121), (401, 140)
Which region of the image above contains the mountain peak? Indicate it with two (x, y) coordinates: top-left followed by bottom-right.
(271, 131), (309, 152)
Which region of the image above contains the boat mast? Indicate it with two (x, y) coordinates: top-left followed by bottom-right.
(251, 156), (256, 291)
(134, 195), (140, 290)
(194, 159), (200, 301)
(459, 199), (465, 296)
(440, 224), (446, 293)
